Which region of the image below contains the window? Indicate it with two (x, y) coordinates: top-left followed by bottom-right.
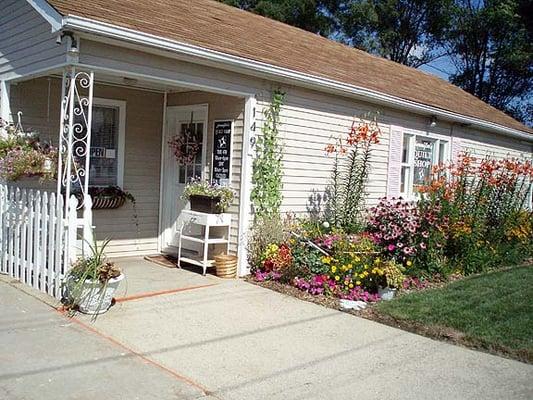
(177, 122), (204, 184)
(87, 99), (125, 187)
(400, 133), (449, 198)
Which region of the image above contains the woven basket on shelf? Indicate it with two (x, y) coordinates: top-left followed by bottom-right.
(214, 254), (238, 279)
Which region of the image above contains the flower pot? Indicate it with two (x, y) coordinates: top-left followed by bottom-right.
(214, 254), (237, 278)
(189, 194), (222, 214)
(378, 286), (397, 301)
(67, 274), (124, 315)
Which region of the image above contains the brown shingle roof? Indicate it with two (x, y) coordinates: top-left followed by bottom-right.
(47, 0), (531, 133)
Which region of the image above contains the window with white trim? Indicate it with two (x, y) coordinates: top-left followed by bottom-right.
(87, 100), (125, 187)
(400, 133), (449, 198)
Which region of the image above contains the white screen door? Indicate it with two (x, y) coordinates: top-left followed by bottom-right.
(161, 104), (208, 251)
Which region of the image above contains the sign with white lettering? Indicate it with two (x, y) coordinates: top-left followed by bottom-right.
(212, 120), (233, 186)
(413, 139), (433, 186)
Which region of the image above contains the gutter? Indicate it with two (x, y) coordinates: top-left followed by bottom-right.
(55, 14), (532, 142)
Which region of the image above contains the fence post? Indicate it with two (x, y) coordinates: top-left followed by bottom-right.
(66, 196), (78, 267)
(82, 195), (94, 256)
(0, 184), (6, 274)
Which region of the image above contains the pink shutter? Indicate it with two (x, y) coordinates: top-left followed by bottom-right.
(451, 137), (463, 163)
(386, 126), (403, 198)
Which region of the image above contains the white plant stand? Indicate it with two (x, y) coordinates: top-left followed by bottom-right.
(177, 210), (232, 275)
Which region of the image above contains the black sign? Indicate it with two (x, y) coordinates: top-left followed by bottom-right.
(212, 120), (232, 185)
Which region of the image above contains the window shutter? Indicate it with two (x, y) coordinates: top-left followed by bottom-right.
(451, 137), (462, 163)
(386, 127), (402, 198)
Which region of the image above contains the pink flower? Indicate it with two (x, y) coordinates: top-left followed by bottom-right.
(387, 244), (396, 251)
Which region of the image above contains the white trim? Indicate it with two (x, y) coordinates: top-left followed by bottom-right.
(26, 0), (64, 32)
(57, 15), (532, 142)
(399, 130), (450, 200)
(0, 81), (11, 137)
(237, 96), (256, 276)
(91, 97), (126, 187)
(157, 91), (168, 253)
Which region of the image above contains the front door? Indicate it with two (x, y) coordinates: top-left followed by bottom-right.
(161, 104), (208, 251)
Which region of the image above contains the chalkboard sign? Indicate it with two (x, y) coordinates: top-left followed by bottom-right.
(212, 120), (233, 186)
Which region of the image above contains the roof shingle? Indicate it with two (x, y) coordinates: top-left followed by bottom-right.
(47, 0), (531, 133)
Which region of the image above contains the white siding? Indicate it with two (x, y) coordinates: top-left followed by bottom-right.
(9, 78), (164, 257)
(0, 0), (66, 81)
(255, 86), (532, 217)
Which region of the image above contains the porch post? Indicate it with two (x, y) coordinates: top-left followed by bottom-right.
(0, 80), (11, 138)
(237, 95), (256, 276)
(57, 66), (95, 255)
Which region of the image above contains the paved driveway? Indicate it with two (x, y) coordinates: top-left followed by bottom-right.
(2, 268), (532, 400)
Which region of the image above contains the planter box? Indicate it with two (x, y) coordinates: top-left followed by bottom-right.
(189, 194), (221, 214)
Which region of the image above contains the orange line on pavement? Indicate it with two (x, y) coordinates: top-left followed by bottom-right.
(114, 283), (217, 303)
(56, 308), (217, 398)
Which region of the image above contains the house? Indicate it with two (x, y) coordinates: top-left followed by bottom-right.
(1, 0), (531, 282)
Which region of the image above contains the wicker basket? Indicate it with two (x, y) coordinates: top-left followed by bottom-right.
(214, 254), (238, 279)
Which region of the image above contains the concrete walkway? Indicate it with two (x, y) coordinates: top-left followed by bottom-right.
(1, 265), (532, 400)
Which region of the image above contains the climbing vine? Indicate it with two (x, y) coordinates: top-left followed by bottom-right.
(251, 90), (285, 221)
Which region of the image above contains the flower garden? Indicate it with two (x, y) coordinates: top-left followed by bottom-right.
(248, 111), (533, 309)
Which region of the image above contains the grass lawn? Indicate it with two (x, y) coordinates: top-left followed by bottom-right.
(375, 265), (533, 363)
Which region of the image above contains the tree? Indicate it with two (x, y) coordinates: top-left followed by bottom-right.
(218, 0), (339, 36)
(445, 0), (532, 123)
(335, 0), (453, 67)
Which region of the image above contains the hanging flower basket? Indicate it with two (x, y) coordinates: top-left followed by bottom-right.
(91, 195), (126, 210)
(74, 186), (135, 210)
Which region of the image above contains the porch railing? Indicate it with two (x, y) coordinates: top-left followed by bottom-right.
(0, 184), (86, 299)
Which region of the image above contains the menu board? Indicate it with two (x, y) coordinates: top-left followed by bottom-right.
(212, 120), (233, 186)
(413, 139), (433, 187)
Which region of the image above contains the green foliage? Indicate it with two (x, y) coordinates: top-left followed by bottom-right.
(218, 0), (339, 35)
(251, 90), (285, 221)
(418, 155), (533, 274)
(377, 265), (533, 362)
(325, 115), (380, 232)
(337, 0), (453, 67)
(247, 216), (290, 271)
(445, 0), (532, 124)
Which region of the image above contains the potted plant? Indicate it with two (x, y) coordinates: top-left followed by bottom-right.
(183, 179), (234, 214)
(64, 238), (124, 315)
(0, 120), (58, 182)
(377, 261), (405, 301)
(79, 186), (135, 209)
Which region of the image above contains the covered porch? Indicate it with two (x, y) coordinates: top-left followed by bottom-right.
(1, 57), (257, 298)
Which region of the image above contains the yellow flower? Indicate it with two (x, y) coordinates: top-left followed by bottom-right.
(354, 256), (361, 263)
(406, 260), (413, 267)
(359, 273), (365, 279)
(335, 276), (340, 281)
(363, 271), (369, 277)
(331, 265), (337, 273)
(322, 256), (331, 264)
(349, 283), (354, 289)
(356, 281), (361, 285)
(364, 264), (369, 269)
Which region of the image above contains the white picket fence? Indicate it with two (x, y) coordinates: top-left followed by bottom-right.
(0, 184), (87, 299)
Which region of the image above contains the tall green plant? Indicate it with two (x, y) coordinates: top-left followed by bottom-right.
(251, 90), (285, 221)
(325, 114), (380, 232)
